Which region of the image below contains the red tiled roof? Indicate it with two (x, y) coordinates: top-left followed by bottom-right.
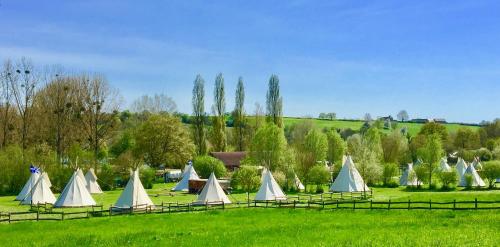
(210, 152), (247, 170)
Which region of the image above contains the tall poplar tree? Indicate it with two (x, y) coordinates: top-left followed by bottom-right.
(233, 77), (246, 151)
(211, 73), (226, 151)
(266, 74), (283, 128)
(192, 75), (207, 155)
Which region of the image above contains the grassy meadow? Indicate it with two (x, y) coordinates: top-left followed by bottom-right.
(282, 117), (478, 136)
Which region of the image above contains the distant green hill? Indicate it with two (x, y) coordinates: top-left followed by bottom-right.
(282, 117), (479, 136)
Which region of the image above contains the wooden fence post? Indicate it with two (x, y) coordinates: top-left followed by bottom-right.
(37, 210), (40, 221)
(8, 212), (11, 224)
(475, 198), (478, 210)
(408, 199), (411, 210)
(388, 200), (391, 210)
(336, 200), (339, 209)
(293, 200), (296, 209)
(429, 200), (432, 210)
(61, 211), (65, 221)
(453, 200), (456, 210)
(353, 200), (356, 210)
(161, 202), (164, 213)
(222, 201), (225, 210)
(370, 200), (373, 210)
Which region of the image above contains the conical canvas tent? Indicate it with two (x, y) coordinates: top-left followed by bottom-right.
(254, 169), (287, 201)
(294, 174), (305, 190)
(115, 169), (155, 208)
(21, 174), (56, 205)
(15, 172), (40, 201)
(437, 158), (452, 172)
(459, 162), (486, 187)
(171, 165), (199, 191)
(85, 168), (103, 194)
(77, 168), (87, 186)
(456, 158), (468, 181)
(42, 172), (52, 188)
(400, 163), (419, 186)
(330, 156), (370, 192)
(194, 172), (231, 205)
(54, 170), (96, 207)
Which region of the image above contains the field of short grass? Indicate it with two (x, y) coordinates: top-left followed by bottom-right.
(282, 117), (478, 136)
(0, 208), (499, 246)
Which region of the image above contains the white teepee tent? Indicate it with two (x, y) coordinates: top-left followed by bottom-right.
(254, 168), (287, 201)
(456, 158), (468, 181)
(77, 168), (87, 186)
(15, 172), (40, 201)
(194, 172), (231, 204)
(21, 174), (56, 205)
(437, 157), (452, 172)
(330, 156), (370, 192)
(85, 168), (103, 194)
(171, 164), (199, 191)
(42, 172), (52, 188)
(400, 163), (419, 186)
(459, 162), (486, 187)
(115, 169), (155, 208)
(54, 170), (96, 207)
(294, 174), (305, 190)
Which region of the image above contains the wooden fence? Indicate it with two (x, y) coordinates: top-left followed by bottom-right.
(1, 196), (499, 224)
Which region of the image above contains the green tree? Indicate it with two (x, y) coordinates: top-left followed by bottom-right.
(232, 77), (246, 151)
(482, 161), (500, 188)
(417, 134), (443, 189)
(382, 130), (409, 163)
(438, 171), (457, 190)
(296, 129), (328, 185)
(211, 73), (226, 152)
(231, 166), (260, 201)
(192, 75), (207, 155)
(364, 127), (383, 161)
(419, 122), (448, 142)
(326, 129), (345, 165)
(453, 127), (480, 150)
(382, 163), (398, 186)
(307, 165), (330, 193)
(134, 115), (195, 168)
(192, 155), (227, 178)
(248, 124), (287, 171)
(266, 75), (283, 128)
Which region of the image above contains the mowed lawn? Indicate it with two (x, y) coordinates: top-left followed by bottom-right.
(282, 117), (478, 136)
(0, 208), (499, 246)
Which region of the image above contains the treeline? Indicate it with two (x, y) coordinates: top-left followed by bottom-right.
(1, 58), (500, 195)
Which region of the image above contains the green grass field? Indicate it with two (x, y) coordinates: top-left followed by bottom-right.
(0, 208), (499, 246)
(282, 117), (478, 136)
(1, 182), (499, 246)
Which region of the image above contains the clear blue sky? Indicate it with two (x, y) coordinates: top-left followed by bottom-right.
(1, 0), (499, 123)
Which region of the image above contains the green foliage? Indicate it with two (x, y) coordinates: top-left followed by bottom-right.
(265, 75), (283, 128)
(419, 122), (448, 142)
(464, 174), (473, 189)
(414, 165), (429, 187)
(193, 156), (227, 179)
(296, 129), (328, 183)
(248, 124), (288, 171)
(192, 74), (207, 155)
(453, 127), (480, 150)
(417, 134), (443, 189)
(140, 166), (156, 189)
(232, 77), (247, 151)
(382, 130), (409, 164)
(438, 171), (458, 190)
(98, 164), (116, 191)
(231, 166), (260, 192)
(109, 131), (135, 158)
(272, 170), (286, 189)
(211, 73), (227, 152)
(475, 148), (493, 161)
(382, 163), (399, 186)
(482, 161), (500, 188)
(326, 129), (345, 165)
(286, 119), (315, 146)
(307, 166), (330, 193)
(134, 115), (194, 168)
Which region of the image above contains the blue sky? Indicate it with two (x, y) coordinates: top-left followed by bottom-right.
(1, 0), (499, 123)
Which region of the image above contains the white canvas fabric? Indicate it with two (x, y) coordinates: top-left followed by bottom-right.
(77, 168), (87, 187)
(437, 158), (452, 172)
(294, 174), (305, 190)
(456, 158), (468, 181)
(459, 162), (486, 187)
(254, 169), (287, 201)
(85, 168), (103, 194)
(194, 172), (231, 204)
(21, 174), (56, 205)
(54, 170), (96, 207)
(171, 165), (199, 191)
(15, 172), (40, 201)
(42, 172), (52, 188)
(115, 169), (155, 208)
(400, 163), (419, 186)
(330, 156), (370, 192)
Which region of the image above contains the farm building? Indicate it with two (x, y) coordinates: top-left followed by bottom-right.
(210, 152), (246, 171)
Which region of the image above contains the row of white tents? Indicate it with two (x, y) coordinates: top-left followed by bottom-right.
(16, 168), (103, 207)
(399, 157), (486, 187)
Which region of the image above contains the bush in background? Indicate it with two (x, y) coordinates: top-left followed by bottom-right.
(193, 156), (227, 178)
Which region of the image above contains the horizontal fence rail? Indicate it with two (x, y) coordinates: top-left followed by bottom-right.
(1, 195), (499, 224)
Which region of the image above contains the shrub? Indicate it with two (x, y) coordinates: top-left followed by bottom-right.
(193, 156), (227, 178)
(475, 148), (493, 161)
(231, 166), (260, 192)
(438, 171), (457, 190)
(482, 161), (500, 188)
(382, 163), (398, 186)
(414, 165), (429, 188)
(140, 166), (156, 189)
(98, 164), (116, 191)
(272, 171), (286, 189)
(307, 166), (330, 193)
(464, 174), (473, 189)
